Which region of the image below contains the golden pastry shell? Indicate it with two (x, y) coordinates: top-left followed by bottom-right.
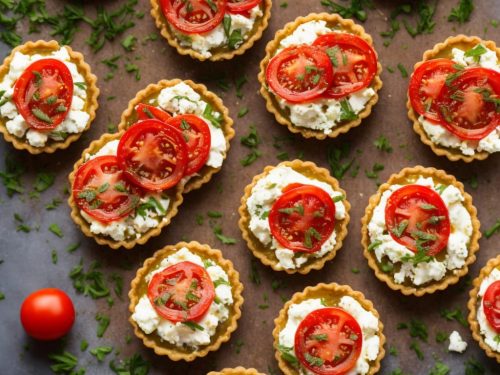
(207, 367), (265, 375)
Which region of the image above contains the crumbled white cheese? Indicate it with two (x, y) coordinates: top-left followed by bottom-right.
(451, 46), (500, 72)
(448, 331), (467, 353)
(477, 268), (500, 353)
(5, 114), (28, 137)
(279, 20), (332, 49)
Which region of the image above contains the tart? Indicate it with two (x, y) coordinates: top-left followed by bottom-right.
(118, 79), (234, 193)
(150, 0), (272, 62)
(128, 241), (244, 361)
(273, 283), (385, 375)
(361, 166), (480, 296)
(258, 13), (382, 140)
(239, 160), (350, 274)
(407, 35), (500, 162)
(207, 368), (265, 375)
(0, 40), (99, 154)
(467, 255), (500, 362)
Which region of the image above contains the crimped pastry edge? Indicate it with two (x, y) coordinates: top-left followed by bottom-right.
(258, 13), (383, 140)
(128, 241), (244, 361)
(150, 0), (272, 62)
(0, 40), (99, 154)
(67, 132), (185, 250)
(272, 283), (385, 375)
(207, 367), (265, 375)
(467, 255), (500, 363)
(360, 166), (481, 296)
(117, 78), (235, 193)
(407, 35), (500, 162)
(238, 160), (351, 274)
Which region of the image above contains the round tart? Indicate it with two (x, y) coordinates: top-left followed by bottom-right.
(468, 255), (500, 362)
(207, 368), (265, 375)
(407, 35), (500, 162)
(118, 79), (234, 193)
(273, 283), (385, 375)
(0, 40), (99, 154)
(238, 160), (350, 274)
(128, 241), (243, 361)
(150, 0), (272, 62)
(258, 13), (382, 140)
(361, 166), (480, 296)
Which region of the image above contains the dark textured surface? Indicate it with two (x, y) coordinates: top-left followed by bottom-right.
(0, 1), (499, 374)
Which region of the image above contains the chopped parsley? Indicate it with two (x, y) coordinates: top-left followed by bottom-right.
(182, 321), (204, 331)
(484, 219), (500, 238)
(213, 225), (236, 245)
(110, 353), (150, 375)
(365, 162), (384, 179)
(121, 35), (137, 51)
(203, 103), (222, 128)
(326, 143), (355, 180)
(397, 63), (408, 78)
(440, 308), (468, 327)
(448, 0), (474, 24)
(69, 259), (110, 299)
(250, 259), (261, 285)
(90, 346), (113, 362)
(374, 135), (393, 153)
(80, 340), (89, 352)
(95, 313), (110, 338)
(277, 344), (299, 367)
(240, 125), (261, 166)
(464, 44), (487, 62)
(436, 331), (448, 343)
(339, 99), (358, 121)
(429, 360), (450, 375)
(464, 358), (485, 375)
(410, 340), (424, 360)
(51, 250), (58, 265)
(238, 107), (249, 118)
(48, 223), (63, 238)
(48, 352), (80, 374)
(368, 240), (382, 251)
(320, 0), (372, 22)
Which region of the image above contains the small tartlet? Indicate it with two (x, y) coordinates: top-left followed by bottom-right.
(0, 40), (99, 154)
(258, 13), (383, 140)
(128, 241), (244, 361)
(467, 255), (500, 363)
(238, 160), (351, 274)
(118, 78), (234, 193)
(407, 35), (500, 163)
(207, 367), (265, 375)
(150, 0), (272, 62)
(361, 166), (481, 296)
(273, 283), (385, 375)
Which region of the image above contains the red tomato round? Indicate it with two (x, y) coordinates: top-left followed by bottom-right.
(483, 280), (500, 333)
(136, 103), (172, 123)
(148, 261), (215, 323)
(73, 155), (142, 223)
(20, 288), (75, 341)
(295, 307), (363, 375)
(160, 0), (226, 34)
(117, 119), (188, 191)
(266, 45), (334, 103)
(269, 184), (336, 253)
(313, 33), (377, 99)
(385, 185), (450, 256)
(408, 59), (457, 122)
(227, 0), (261, 14)
(435, 67), (500, 140)
(166, 114), (211, 176)
(13, 58), (73, 131)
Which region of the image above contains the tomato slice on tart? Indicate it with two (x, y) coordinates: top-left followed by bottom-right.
(227, 0), (261, 14)
(483, 280), (500, 333)
(294, 307), (363, 375)
(312, 33), (377, 99)
(160, 0), (226, 34)
(435, 67), (500, 140)
(136, 103), (172, 123)
(408, 58), (458, 122)
(148, 261), (215, 323)
(73, 155), (142, 223)
(385, 184), (450, 256)
(117, 119), (188, 191)
(266, 45), (334, 103)
(269, 184), (336, 253)
(13, 58), (73, 131)
(166, 114), (211, 176)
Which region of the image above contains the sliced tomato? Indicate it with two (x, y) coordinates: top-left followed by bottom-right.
(136, 103), (172, 123)
(147, 261), (215, 323)
(483, 280), (500, 333)
(385, 185), (450, 256)
(295, 307), (363, 375)
(408, 59), (458, 122)
(73, 155), (142, 223)
(435, 67), (500, 140)
(269, 184), (336, 253)
(166, 114), (211, 176)
(227, 0), (261, 14)
(312, 33), (377, 99)
(266, 45), (333, 103)
(117, 119), (188, 191)
(160, 0), (226, 34)
(13, 58), (73, 131)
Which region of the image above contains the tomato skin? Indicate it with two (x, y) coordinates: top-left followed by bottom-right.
(160, 0), (226, 34)
(20, 288), (75, 341)
(136, 103), (172, 123)
(227, 0), (261, 14)
(483, 280), (500, 333)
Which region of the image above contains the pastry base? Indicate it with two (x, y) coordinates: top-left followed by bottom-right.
(207, 367), (265, 375)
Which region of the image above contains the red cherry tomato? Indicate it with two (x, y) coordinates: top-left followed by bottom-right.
(435, 67), (500, 140)
(313, 33), (377, 99)
(160, 0), (226, 34)
(117, 119), (188, 191)
(20, 288), (75, 340)
(483, 280), (500, 333)
(136, 103), (172, 123)
(269, 184), (336, 253)
(385, 185), (450, 256)
(13, 58), (73, 131)
(266, 45), (334, 103)
(295, 307), (363, 375)
(227, 0), (261, 14)
(148, 261), (215, 323)
(408, 59), (458, 122)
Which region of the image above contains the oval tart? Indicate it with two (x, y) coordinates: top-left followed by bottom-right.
(207, 368), (265, 375)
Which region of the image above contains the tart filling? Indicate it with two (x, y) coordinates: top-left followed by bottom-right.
(476, 267), (500, 353)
